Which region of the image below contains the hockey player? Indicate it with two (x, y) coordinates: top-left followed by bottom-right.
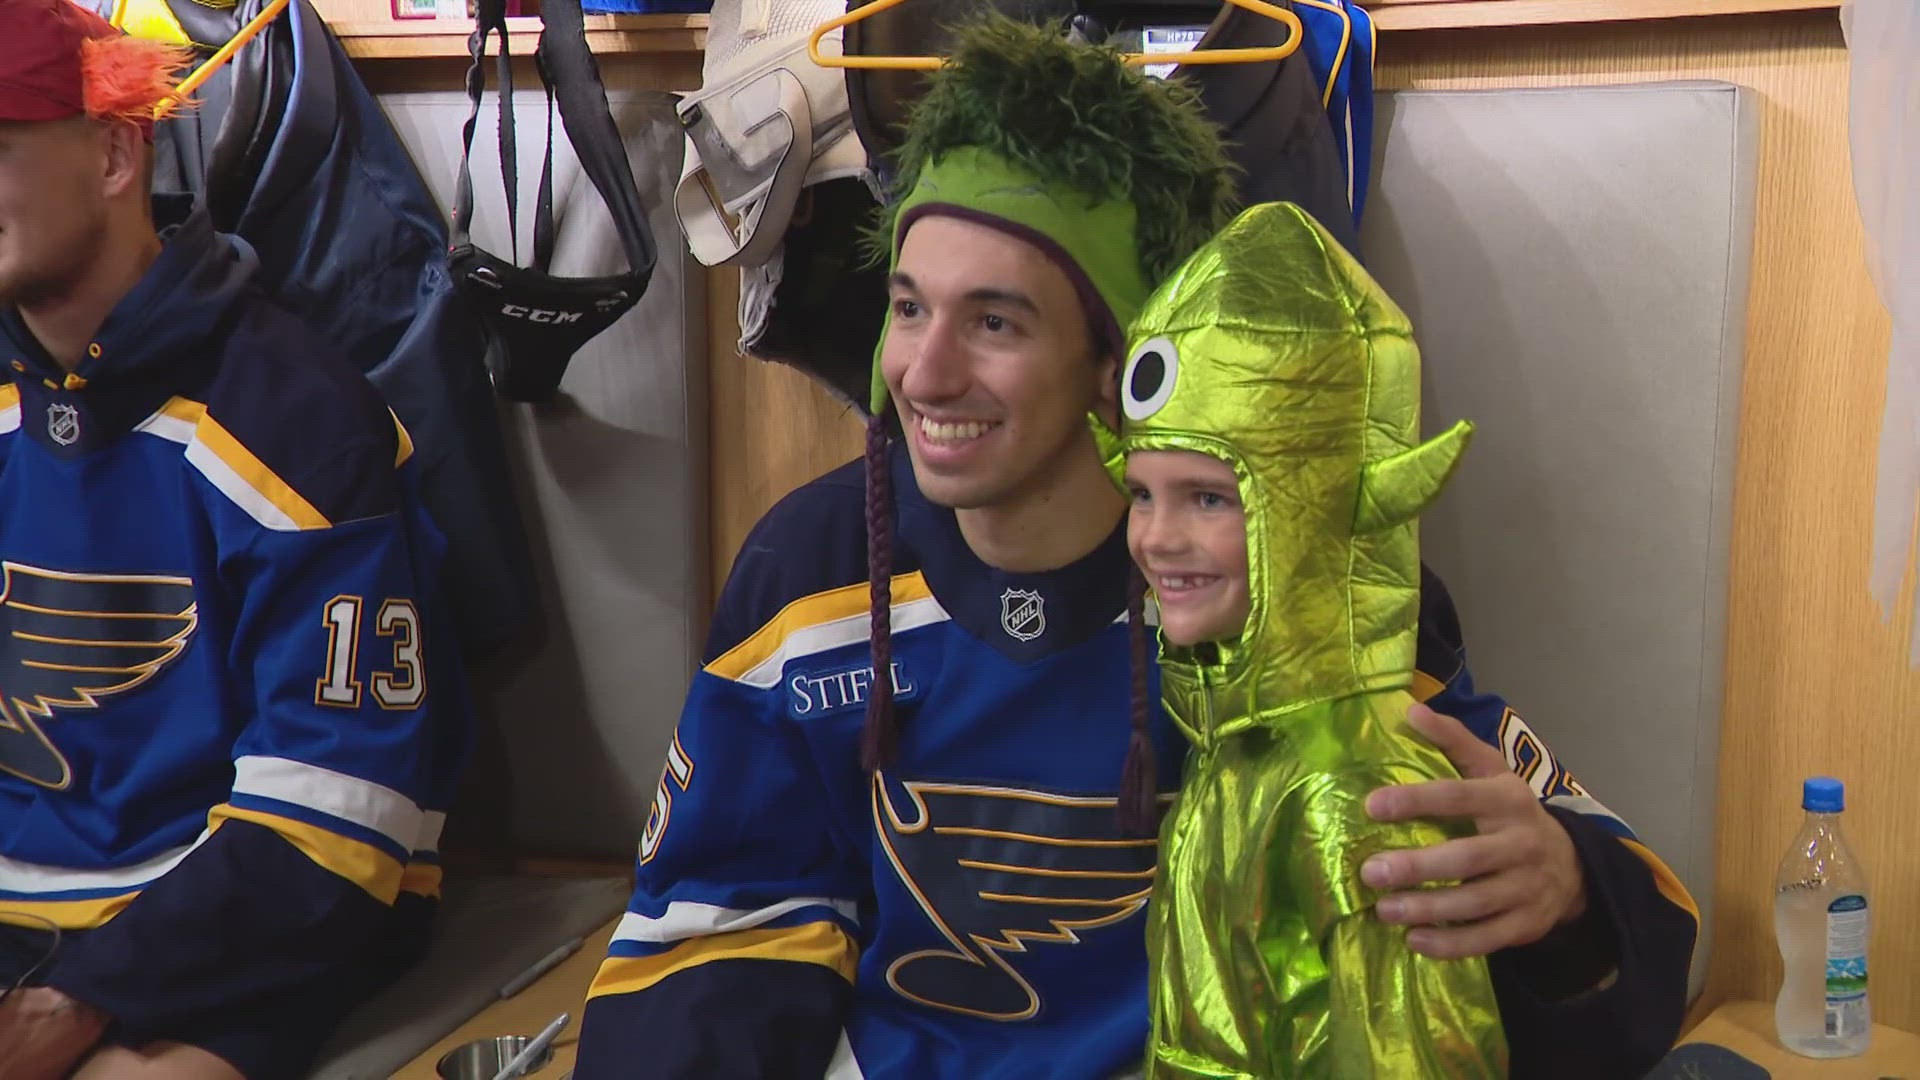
(576, 17), (1696, 1079)
(0, 3), (467, 1077)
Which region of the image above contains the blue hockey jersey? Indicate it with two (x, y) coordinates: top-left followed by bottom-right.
(1296, 0), (1376, 229)
(0, 200), (467, 1046)
(575, 446), (1698, 1079)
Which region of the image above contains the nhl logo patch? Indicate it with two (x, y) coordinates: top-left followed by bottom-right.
(46, 404), (80, 447)
(999, 588), (1046, 642)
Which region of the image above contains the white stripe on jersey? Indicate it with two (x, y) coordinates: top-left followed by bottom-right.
(231, 755), (425, 852)
(826, 1032), (866, 1080)
(135, 402), (308, 531)
(133, 409), (194, 445)
(0, 400), (19, 436)
(734, 596), (950, 689)
(182, 439), (303, 531)
(613, 897), (860, 946)
(0, 830), (210, 896)
(1548, 793), (1635, 833)
(415, 810), (448, 855)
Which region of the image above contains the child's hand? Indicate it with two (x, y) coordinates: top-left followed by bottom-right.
(1358, 703), (1588, 959)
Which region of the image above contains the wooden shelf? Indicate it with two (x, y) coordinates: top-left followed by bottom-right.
(1678, 1001), (1920, 1074)
(325, 10), (705, 60)
(1363, 0), (1840, 32)
(319, 0), (1838, 60)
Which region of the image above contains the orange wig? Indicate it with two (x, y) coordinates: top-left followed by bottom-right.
(79, 31), (194, 130)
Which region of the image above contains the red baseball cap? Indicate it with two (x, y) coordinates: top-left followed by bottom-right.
(0, 0), (189, 138)
(0, 0), (124, 125)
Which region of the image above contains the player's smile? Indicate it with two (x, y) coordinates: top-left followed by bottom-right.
(905, 408), (1003, 468)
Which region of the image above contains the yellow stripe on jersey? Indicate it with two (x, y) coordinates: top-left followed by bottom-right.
(209, 805), (405, 904)
(158, 398), (205, 425)
(1292, 0), (1352, 109)
(392, 411), (416, 467)
(706, 572), (934, 682)
(189, 415), (332, 530)
(0, 384), (18, 411)
(399, 860), (444, 900)
(0, 890), (140, 931)
(1618, 837), (1701, 927)
(1410, 670), (1445, 704)
(165, 397), (410, 472)
(587, 922), (859, 1000)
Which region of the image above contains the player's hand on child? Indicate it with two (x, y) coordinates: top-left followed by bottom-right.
(0, 986), (108, 1080)
(1359, 702), (1588, 959)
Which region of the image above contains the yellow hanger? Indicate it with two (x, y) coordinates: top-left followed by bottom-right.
(164, 0), (290, 112)
(110, 0), (293, 117)
(809, 0), (1303, 71)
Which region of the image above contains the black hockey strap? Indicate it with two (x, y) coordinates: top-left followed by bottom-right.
(447, 0), (657, 401)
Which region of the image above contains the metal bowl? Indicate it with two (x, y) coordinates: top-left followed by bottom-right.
(434, 1035), (556, 1080)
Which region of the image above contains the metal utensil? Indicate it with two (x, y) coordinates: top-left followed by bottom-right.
(435, 1036), (553, 1080)
(489, 1011), (569, 1080)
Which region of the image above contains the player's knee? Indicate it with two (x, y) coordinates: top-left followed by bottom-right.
(71, 1041), (246, 1080)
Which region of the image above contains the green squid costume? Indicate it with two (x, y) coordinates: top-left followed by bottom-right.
(1118, 202), (1507, 1078)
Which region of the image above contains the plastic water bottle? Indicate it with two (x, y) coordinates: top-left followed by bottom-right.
(1773, 776), (1870, 1057)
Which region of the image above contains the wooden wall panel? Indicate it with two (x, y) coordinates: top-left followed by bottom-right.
(705, 269), (866, 603)
(1374, 10), (1915, 1027)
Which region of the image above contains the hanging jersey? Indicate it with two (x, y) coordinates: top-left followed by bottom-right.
(139, 0), (539, 654)
(1295, 0), (1377, 229)
(1173, 0), (1361, 256)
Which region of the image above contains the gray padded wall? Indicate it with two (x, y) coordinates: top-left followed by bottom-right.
(379, 90), (704, 856)
(1360, 82), (1758, 997)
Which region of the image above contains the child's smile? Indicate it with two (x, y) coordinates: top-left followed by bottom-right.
(1124, 449), (1251, 647)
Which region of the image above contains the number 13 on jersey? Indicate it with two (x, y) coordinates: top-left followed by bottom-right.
(316, 594), (426, 710)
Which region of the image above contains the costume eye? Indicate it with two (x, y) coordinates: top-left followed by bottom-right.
(1122, 336), (1178, 421)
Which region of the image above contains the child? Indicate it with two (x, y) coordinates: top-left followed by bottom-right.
(1118, 202), (1507, 1078)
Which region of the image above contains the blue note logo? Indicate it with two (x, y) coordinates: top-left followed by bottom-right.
(0, 563), (197, 789)
(873, 773), (1158, 1022)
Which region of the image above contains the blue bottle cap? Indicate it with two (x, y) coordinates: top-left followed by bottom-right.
(1803, 776), (1844, 813)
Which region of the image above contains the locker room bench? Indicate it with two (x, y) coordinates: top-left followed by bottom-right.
(308, 876), (627, 1080)
(382, 916), (623, 1080)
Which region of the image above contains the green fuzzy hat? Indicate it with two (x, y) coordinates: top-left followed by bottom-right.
(867, 13), (1239, 413)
